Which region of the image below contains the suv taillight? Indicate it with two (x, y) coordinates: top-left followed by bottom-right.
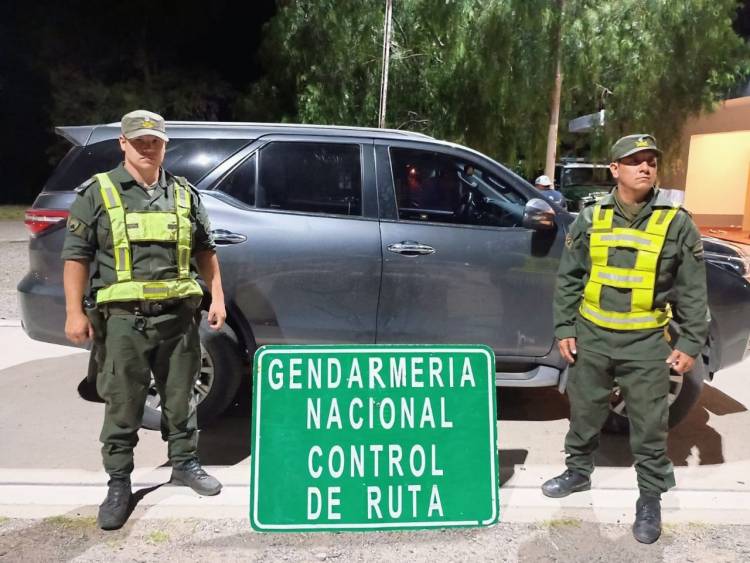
(24, 208), (69, 237)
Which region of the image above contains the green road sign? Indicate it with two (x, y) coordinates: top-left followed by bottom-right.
(250, 345), (499, 532)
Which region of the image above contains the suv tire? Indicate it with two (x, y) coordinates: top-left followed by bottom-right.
(141, 312), (245, 430)
(602, 360), (705, 434)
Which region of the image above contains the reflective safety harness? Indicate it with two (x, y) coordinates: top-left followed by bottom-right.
(579, 202), (680, 331)
(94, 173), (203, 304)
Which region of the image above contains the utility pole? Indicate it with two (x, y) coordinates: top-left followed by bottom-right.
(544, 0), (564, 180)
(378, 0), (393, 128)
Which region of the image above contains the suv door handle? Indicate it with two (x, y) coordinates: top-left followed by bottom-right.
(211, 229), (247, 245)
(387, 241), (435, 256)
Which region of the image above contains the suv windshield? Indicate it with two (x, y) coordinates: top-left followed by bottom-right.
(44, 138), (248, 191)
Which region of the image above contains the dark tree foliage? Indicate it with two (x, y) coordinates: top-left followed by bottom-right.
(245, 0), (749, 177)
(0, 0), (275, 203)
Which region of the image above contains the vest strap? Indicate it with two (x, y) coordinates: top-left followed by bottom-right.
(96, 173), (132, 282)
(174, 179), (193, 280)
(94, 173), (200, 304)
(580, 203), (678, 330)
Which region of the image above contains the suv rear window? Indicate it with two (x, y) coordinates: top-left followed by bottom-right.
(44, 138), (248, 191)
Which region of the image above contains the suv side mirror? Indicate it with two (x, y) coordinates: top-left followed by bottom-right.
(522, 198), (556, 231)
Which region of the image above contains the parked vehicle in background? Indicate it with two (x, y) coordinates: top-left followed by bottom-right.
(18, 122), (750, 432)
(555, 160), (613, 211)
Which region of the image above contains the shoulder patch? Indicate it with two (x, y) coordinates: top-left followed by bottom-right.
(74, 177), (96, 194)
(692, 238), (704, 261)
(66, 216), (85, 235)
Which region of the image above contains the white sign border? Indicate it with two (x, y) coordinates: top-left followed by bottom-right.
(250, 345), (498, 531)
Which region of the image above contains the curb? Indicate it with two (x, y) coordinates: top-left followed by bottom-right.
(2, 466), (749, 524)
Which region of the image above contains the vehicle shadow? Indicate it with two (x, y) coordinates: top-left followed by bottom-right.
(596, 383), (745, 468)
(495, 383), (747, 469)
(198, 393), (252, 466)
(499, 449), (528, 487)
(496, 387), (570, 421)
(667, 383), (745, 466)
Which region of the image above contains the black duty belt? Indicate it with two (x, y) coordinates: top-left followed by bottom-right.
(102, 299), (186, 317)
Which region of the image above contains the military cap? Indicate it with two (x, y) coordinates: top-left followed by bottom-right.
(121, 109), (169, 142)
(610, 134), (660, 161)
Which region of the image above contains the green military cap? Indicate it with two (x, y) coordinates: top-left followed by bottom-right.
(121, 109), (169, 142)
(610, 134), (660, 161)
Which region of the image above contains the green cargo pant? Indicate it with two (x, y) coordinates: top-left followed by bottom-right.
(96, 303), (200, 479)
(564, 348), (676, 495)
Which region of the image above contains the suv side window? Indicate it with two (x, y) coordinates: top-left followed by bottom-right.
(389, 147), (526, 228)
(44, 139), (248, 191)
(257, 142), (362, 216)
(215, 153), (256, 206)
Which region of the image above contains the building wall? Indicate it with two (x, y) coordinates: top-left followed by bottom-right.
(683, 132), (750, 228)
(662, 97), (750, 189)
(661, 96), (750, 228)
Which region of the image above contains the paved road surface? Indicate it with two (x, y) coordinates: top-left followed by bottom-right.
(1, 323), (749, 525)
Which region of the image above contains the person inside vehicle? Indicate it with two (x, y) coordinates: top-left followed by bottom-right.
(534, 174), (566, 208)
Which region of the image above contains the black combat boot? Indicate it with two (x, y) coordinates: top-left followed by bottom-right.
(541, 469), (591, 498)
(633, 492), (662, 544)
(171, 459), (222, 496)
(97, 477), (132, 530)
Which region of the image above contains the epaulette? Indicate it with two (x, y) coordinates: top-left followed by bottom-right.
(171, 175), (198, 193)
(578, 199), (601, 218)
(74, 177), (96, 194)
(653, 189), (684, 209)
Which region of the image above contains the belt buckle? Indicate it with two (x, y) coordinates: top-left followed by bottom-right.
(133, 311), (147, 332)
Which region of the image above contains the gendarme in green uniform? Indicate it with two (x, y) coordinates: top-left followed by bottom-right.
(545, 133), (709, 544)
(553, 186), (707, 494)
(62, 162), (215, 477)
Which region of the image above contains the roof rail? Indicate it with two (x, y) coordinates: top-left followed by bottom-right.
(100, 120), (434, 139)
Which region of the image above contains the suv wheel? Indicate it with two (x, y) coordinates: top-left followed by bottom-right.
(141, 312), (245, 430)
(602, 360), (705, 434)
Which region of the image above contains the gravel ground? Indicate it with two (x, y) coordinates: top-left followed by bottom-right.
(0, 221), (28, 321)
(1, 517), (749, 562)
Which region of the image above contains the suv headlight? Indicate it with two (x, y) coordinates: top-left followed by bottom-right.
(703, 237), (750, 282)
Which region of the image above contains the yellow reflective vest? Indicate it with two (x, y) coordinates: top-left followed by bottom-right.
(579, 202), (679, 330)
(94, 173), (203, 304)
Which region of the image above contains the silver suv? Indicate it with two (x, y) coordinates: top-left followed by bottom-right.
(19, 122), (750, 431)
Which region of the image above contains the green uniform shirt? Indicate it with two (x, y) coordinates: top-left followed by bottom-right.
(553, 188), (708, 359)
(61, 163), (215, 295)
